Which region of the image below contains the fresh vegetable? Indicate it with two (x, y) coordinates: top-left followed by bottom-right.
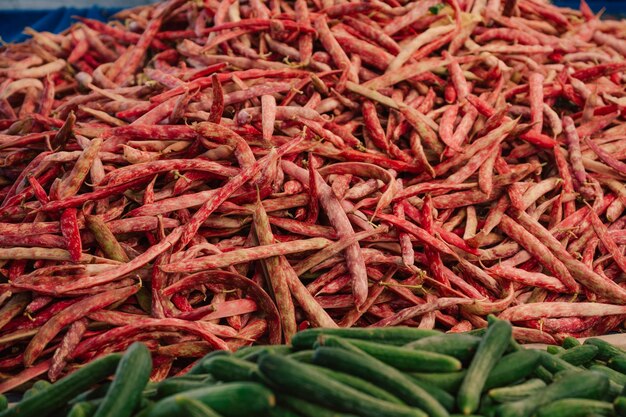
(0, 353), (121, 417)
(457, 317), (511, 414)
(5, 321), (626, 417)
(93, 342), (152, 417)
(497, 370), (610, 417)
(259, 354), (426, 417)
(1, 0), (626, 388)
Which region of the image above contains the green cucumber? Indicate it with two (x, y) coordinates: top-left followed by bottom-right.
(497, 370), (610, 417)
(155, 380), (209, 399)
(279, 394), (360, 417)
(405, 334), (481, 362)
(259, 353), (427, 417)
(615, 396), (626, 416)
(536, 399), (614, 417)
(268, 406), (303, 417)
(590, 365), (626, 386)
(610, 355), (626, 374)
(202, 356), (257, 382)
(562, 337), (581, 349)
(0, 353), (122, 417)
(533, 366), (554, 383)
(171, 374), (213, 382)
(291, 327), (440, 350)
(319, 336), (461, 372)
(556, 345), (599, 365)
(484, 350), (541, 391)
(69, 382), (112, 404)
(288, 350), (314, 363)
(553, 369), (622, 402)
(538, 350), (578, 374)
(584, 339), (626, 361)
(145, 382), (275, 417)
(313, 366), (404, 405)
(457, 318), (512, 414)
(93, 342), (152, 417)
(312, 346), (447, 417)
(411, 371), (467, 393)
(488, 379), (546, 403)
(0, 396), (6, 412)
(175, 397), (224, 417)
(186, 351), (230, 375)
(479, 395), (498, 417)
(232, 345), (262, 358)
(67, 402), (97, 417)
(547, 346), (564, 355)
(23, 381), (52, 400)
(410, 378), (455, 411)
(450, 415), (486, 417)
(239, 345), (292, 362)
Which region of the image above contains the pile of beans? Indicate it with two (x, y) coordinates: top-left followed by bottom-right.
(1, 0), (626, 385)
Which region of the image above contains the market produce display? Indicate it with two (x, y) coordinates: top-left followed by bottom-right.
(1, 0), (626, 388)
(6, 320), (626, 417)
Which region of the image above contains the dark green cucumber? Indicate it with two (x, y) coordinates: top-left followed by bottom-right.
(311, 346), (447, 417)
(279, 394), (360, 417)
(291, 327), (440, 350)
(67, 402), (97, 417)
(170, 374), (213, 382)
(556, 344), (599, 366)
(202, 356), (258, 382)
(610, 355), (626, 374)
(232, 345), (263, 358)
(148, 373), (215, 397)
(537, 350), (578, 374)
(479, 395), (498, 417)
(319, 336), (461, 372)
(590, 365), (626, 386)
(615, 396), (626, 416)
(553, 369), (622, 402)
(23, 381), (52, 400)
(411, 371), (467, 393)
(186, 351), (230, 375)
(93, 342), (152, 417)
(497, 370), (610, 417)
(73, 399), (149, 417)
(488, 379), (546, 403)
(175, 397), (224, 417)
(314, 335), (363, 354)
(536, 399), (614, 417)
(155, 380), (209, 399)
(533, 366), (554, 383)
(561, 337), (581, 349)
(258, 353), (427, 417)
(584, 339), (626, 361)
(405, 334), (481, 363)
(457, 318), (512, 414)
(0, 353), (122, 417)
(69, 383), (112, 404)
(0, 396), (6, 412)
(546, 346), (564, 355)
(410, 378), (455, 411)
(313, 366), (405, 405)
(483, 350), (541, 391)
(268, 406), (303, 417)
(239, 345), (292, 362)
(450, 415), (486, 417)
(146, 382), (275, 417)
(288, 350), (314, 363)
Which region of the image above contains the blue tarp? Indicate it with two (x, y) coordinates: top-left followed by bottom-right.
(0, 6), (121, 43)
(0, 1), (624, 44)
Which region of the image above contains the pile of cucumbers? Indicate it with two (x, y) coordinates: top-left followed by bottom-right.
(3, 316), (626, 417)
